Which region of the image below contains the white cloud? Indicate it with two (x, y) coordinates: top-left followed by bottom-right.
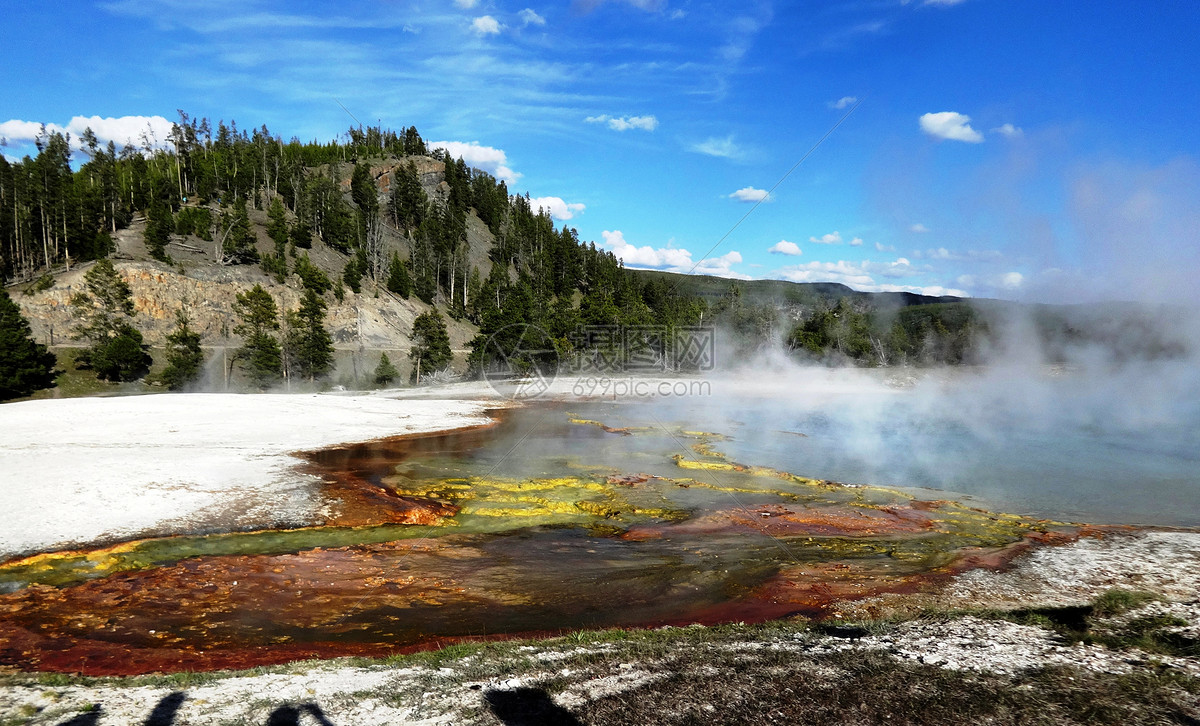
(0, 115), (175, 152)
(1000, 271), (1024, 289)
(693, 251), (746, 278)
(875, 241), (895, 252)
(602, 230), (691, 268)
(471, 15), (502, 34)
(519, 8), (546, 26)
(993, 123), (1024, 138)
(0, 119), (58, 143)
(956, 272), (1024, 293)
(769, 240), (802, 256)
(808, 231), (843, 245)
(728, 186), (770, 203)
(868, 257), (919, 278)
(776, 260), (874, 287)
(920, 247), (1003, 262)
(454, 0), (478, 8)
(690, 135), (744, 160)
(429, 140), (521, 183)
(829, 96), (857, 110)
(848, 237), (863, 246)
(574, 0), (666, 12)
(584, 114), (657, 132)
(529, 196), (585, 220)
(919, 111), (984, 143)
(910, 223), (930, 233)
(775, 259), (965, 296)
(601, 230), (748, 278)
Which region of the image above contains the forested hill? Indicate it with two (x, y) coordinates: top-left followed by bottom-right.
(1, 113), (1182, 401)
(631, 270), (963, 308)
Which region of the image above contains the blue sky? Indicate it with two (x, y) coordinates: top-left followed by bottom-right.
(3, 0), (1199, 302)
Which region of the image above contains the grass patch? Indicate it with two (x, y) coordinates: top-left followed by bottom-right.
(1092, 589), (1161, 617)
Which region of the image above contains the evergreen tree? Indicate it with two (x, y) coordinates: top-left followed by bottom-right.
(386, 252), (411, 298)
(144, 202), (173, 262)
(160, 308), (204, 390)
(389, 160), (426, 231)
(343, 254), (364, 293)
(232, 284), (281, 388)
(289, 216), (312, 249)
(282, 289), (334, 381)
(89, 323), (152, 382)
(70, 259), (152, 381)
(266, 196), (289, 248)
(350, 163), (379, 219)
(373, 352), (399, 386)
(409, 309), (452, 383)
(293, 253), (332, 294)
(220, 197), (259, 264)
(0, 289), (57, 400)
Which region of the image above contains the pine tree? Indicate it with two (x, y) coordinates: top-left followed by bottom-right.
(0, 289), (57, 400)
(373, 352), (399, 386)
(289, 217), (312, 249)
(343, 256), (364, 293)
(220, 197), (259, 264)
(261, 196), (289, 282)
(70, 259), (152, 381)
(389, 160), (426, 231)
(386, 252), (411, 298)
(232, 284), (281, 388)
(282, 289), (334, 381)
(294, 253), (332, 294)
(144, 202), (173, 262)
(89, 323), (152, 382)
(266, 196), (289, 248)
(410, 309), (452, 384)
(160, 309), (204, 390)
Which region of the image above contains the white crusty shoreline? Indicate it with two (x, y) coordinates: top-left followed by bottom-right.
(0, 392), (499, 560)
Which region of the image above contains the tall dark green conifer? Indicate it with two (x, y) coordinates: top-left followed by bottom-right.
(283, 289), (334, 382)
(70, 259), (152, 381)
(0, 289), (57, 400)
(232, 284), (281, 388)
(386, 252), (411, 298)
(144, 202), (173, 262)
(373, 352), (399, 386)
(409, 309), (452, 383)
(160, 309), (205, 390)
(220, 197), (259, 264)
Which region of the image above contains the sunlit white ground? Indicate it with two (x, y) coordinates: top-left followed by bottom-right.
(0, 393), (496, 559)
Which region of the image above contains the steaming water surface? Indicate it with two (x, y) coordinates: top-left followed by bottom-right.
(665, 367), (1200, 527)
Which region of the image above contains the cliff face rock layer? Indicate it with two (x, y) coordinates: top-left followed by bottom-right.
(13, 261), (477, 353)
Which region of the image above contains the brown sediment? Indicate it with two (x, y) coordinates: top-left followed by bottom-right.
(0, 521), (1104, 677)
(606, 473), (662, 487)
(297, 411), (507, 528)
(676, 527), (1096, 625)
(621, 504), (935, 541)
